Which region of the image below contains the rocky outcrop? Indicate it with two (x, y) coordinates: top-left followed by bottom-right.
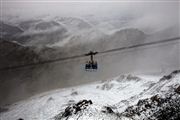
(121, 70), (180, 120)
(122, 90), (180, 120)
(160, 70), (180, 81)
(54, 99), (121, 120)
(175, 85), (180, 94)
(54, 100), (93, 120)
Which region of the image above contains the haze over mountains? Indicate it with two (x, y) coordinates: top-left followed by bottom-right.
(0, 1), (180, 106)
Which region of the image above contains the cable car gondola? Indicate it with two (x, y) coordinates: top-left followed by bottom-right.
(0, 37), (179, 71)
(85, 51), (98, 71)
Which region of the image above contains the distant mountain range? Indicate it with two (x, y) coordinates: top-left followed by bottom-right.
(0, 16), (179, 107)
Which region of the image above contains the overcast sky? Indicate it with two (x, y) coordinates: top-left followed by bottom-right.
(1, 0), (179, 33)
(1, 0), (179, 17)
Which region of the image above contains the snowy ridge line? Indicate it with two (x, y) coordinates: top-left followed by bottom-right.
(0, 36), (180, 71)
(53, 71), (180, 120)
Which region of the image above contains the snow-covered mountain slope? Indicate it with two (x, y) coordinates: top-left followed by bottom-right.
(0, 22), (23, 40)
(0, 40), (41, 68)
(0, 70), (179, 120)
(1, 17), (147, 48)
(19, 20), (68, 46)
(1, 14), (179, 47)
(18, 19), (42, 31)
(122, 91), (180, 120)
(57, 17), (92, 32)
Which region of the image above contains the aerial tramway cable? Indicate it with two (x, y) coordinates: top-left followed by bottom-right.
(0, 37), (179, 71)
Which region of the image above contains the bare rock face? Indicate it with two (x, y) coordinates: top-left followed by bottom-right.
(101, 106), (115, 114)
(54, 100), (93, 120)
(160, 70), (180, 81)
(175, 85), (180, 94)
(17, 118), (24, 120)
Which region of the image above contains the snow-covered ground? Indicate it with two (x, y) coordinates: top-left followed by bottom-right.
(0, 72), (179, 120)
